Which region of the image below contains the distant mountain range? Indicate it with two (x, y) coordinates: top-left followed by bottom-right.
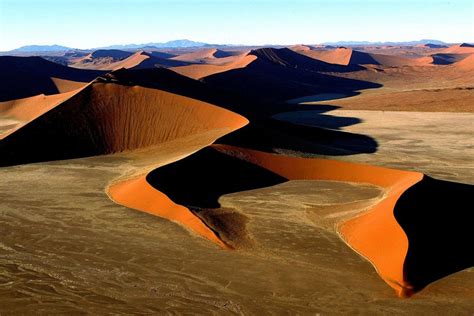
(322, 39), (447, 46)
(9, 44), (73, 52)
(97, 39), (209, 50)
(6, 40), (211, 53)
(5, 39), (469, 53)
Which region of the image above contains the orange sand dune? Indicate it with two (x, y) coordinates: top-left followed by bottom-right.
(454, 53), (474, 71)
(0, 78), (248, 165)
(71, 51), (188, 70)
(293, 47), (432, 67)
(109, 174), (230, 249)
(171, 54), (257, 79)
(0, 86), (88, 140)
(111, 143), (427, 297)
(212, 145), (423, 296)
(442, 44), (474, 54)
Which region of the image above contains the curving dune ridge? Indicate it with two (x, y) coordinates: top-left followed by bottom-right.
(109, 143), (473, 298)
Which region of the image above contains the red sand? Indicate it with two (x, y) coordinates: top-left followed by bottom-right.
(171, 55), (256, 79)
(108, 175), (230, 248)
(293, 47), (431, 67)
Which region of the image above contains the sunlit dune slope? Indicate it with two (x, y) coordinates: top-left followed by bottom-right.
(0, 56), (104, 101)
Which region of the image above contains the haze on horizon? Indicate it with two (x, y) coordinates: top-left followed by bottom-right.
(0, 0), (473, 51)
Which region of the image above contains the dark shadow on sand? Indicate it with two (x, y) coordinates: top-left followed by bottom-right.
(394, 175), (474, 293)
(219, 104), (378, 156)
(0, 56), (105, 102)
(146, 147), (288, 209)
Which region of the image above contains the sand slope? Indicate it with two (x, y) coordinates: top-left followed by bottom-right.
(0, 77), (248, 166)
(293, 47), (431, 67)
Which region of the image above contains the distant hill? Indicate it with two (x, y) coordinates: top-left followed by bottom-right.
(323, 39), (447, 46)
(97, 39), (209, 50)
(3, 40), (210, 54)
(9, 45), (73, 52)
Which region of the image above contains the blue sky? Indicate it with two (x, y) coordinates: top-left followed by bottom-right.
(0, 0), (472, 50)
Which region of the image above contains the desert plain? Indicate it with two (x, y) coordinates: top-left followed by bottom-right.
(0, 42), (473, 314)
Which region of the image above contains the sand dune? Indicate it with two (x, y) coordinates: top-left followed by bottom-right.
(170, 48), (237, 62)
(0, 86), (88, 140)
(171, 54), (256, 79)
(71, 50), (189, 70)
(0, 77), (248, 166)
(442, 44), (474, 54)
(454, 53), (474, 71)
(212, 145), (423, 297)
(172, 47), (363, 80)
(430, 53), (471, 65)
(84, 49), (135, 61)
(129, 144), (472, 297)
(0, 56), (103, 101)
(109, 143), (471, 297)
(292, 46), (432, 67)
(201, 47), (380, 102)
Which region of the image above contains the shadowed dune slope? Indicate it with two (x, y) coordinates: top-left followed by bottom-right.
(202, 48), (380, 103)
(394, 175), (474, 294)
(0, 81), (248, 166)
(0, 56), (104, 101)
